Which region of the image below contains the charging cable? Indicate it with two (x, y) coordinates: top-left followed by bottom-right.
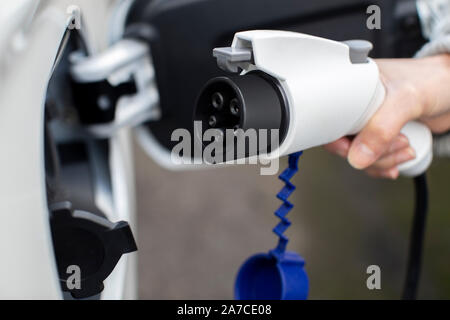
(403, 174), (429, 300)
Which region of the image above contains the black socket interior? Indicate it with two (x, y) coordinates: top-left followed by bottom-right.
(194, 73), (288, 160)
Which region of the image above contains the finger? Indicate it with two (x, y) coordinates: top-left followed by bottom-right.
(388, 134), (410, 153)
(371, 147), (416, 170)
(324, 137), (352, 158)
(324, 133), (409, 160)
(348, 93), (419, 170)
(366, 167), (400, 180)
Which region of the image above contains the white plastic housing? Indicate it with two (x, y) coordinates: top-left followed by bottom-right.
(232, 30), (432, 176)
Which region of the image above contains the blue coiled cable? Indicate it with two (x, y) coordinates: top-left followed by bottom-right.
(270, 151), (303, 258)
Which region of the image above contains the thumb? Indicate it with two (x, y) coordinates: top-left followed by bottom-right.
(348, 96), (416, 169)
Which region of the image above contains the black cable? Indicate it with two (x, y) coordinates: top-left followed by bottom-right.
(402, 174), (429, 300)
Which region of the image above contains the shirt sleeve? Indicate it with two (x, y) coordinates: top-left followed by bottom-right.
(415, 0), (450, 57)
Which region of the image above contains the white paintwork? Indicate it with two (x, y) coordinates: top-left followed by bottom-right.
(102, 129), (138, 300)
(0, 0), (137, 299)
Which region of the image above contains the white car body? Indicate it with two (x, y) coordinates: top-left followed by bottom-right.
(0, 0), (137, 299)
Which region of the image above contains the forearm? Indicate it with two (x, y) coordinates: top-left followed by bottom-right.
(419, 54), (450, 120)
(370, 54), (450, 137)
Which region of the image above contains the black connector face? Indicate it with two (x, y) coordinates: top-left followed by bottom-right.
(195, 77), (242, 132)
(194, 73), (288, 161)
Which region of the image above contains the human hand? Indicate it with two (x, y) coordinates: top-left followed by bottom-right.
(325, 54), (450, 179)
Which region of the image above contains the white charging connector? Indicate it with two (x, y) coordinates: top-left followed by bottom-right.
(196, 30), (433, 177)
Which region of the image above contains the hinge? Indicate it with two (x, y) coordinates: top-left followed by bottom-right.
(69, 39), (160, 138)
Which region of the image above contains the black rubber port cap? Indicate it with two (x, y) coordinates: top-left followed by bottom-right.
(50, 202), (137, 299)
(194, 73), (288, 159)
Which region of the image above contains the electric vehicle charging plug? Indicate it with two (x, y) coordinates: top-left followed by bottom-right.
(195, 30), (433, 177)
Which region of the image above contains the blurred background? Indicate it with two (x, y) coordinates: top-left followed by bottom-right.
(135, 142), (450, 299)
